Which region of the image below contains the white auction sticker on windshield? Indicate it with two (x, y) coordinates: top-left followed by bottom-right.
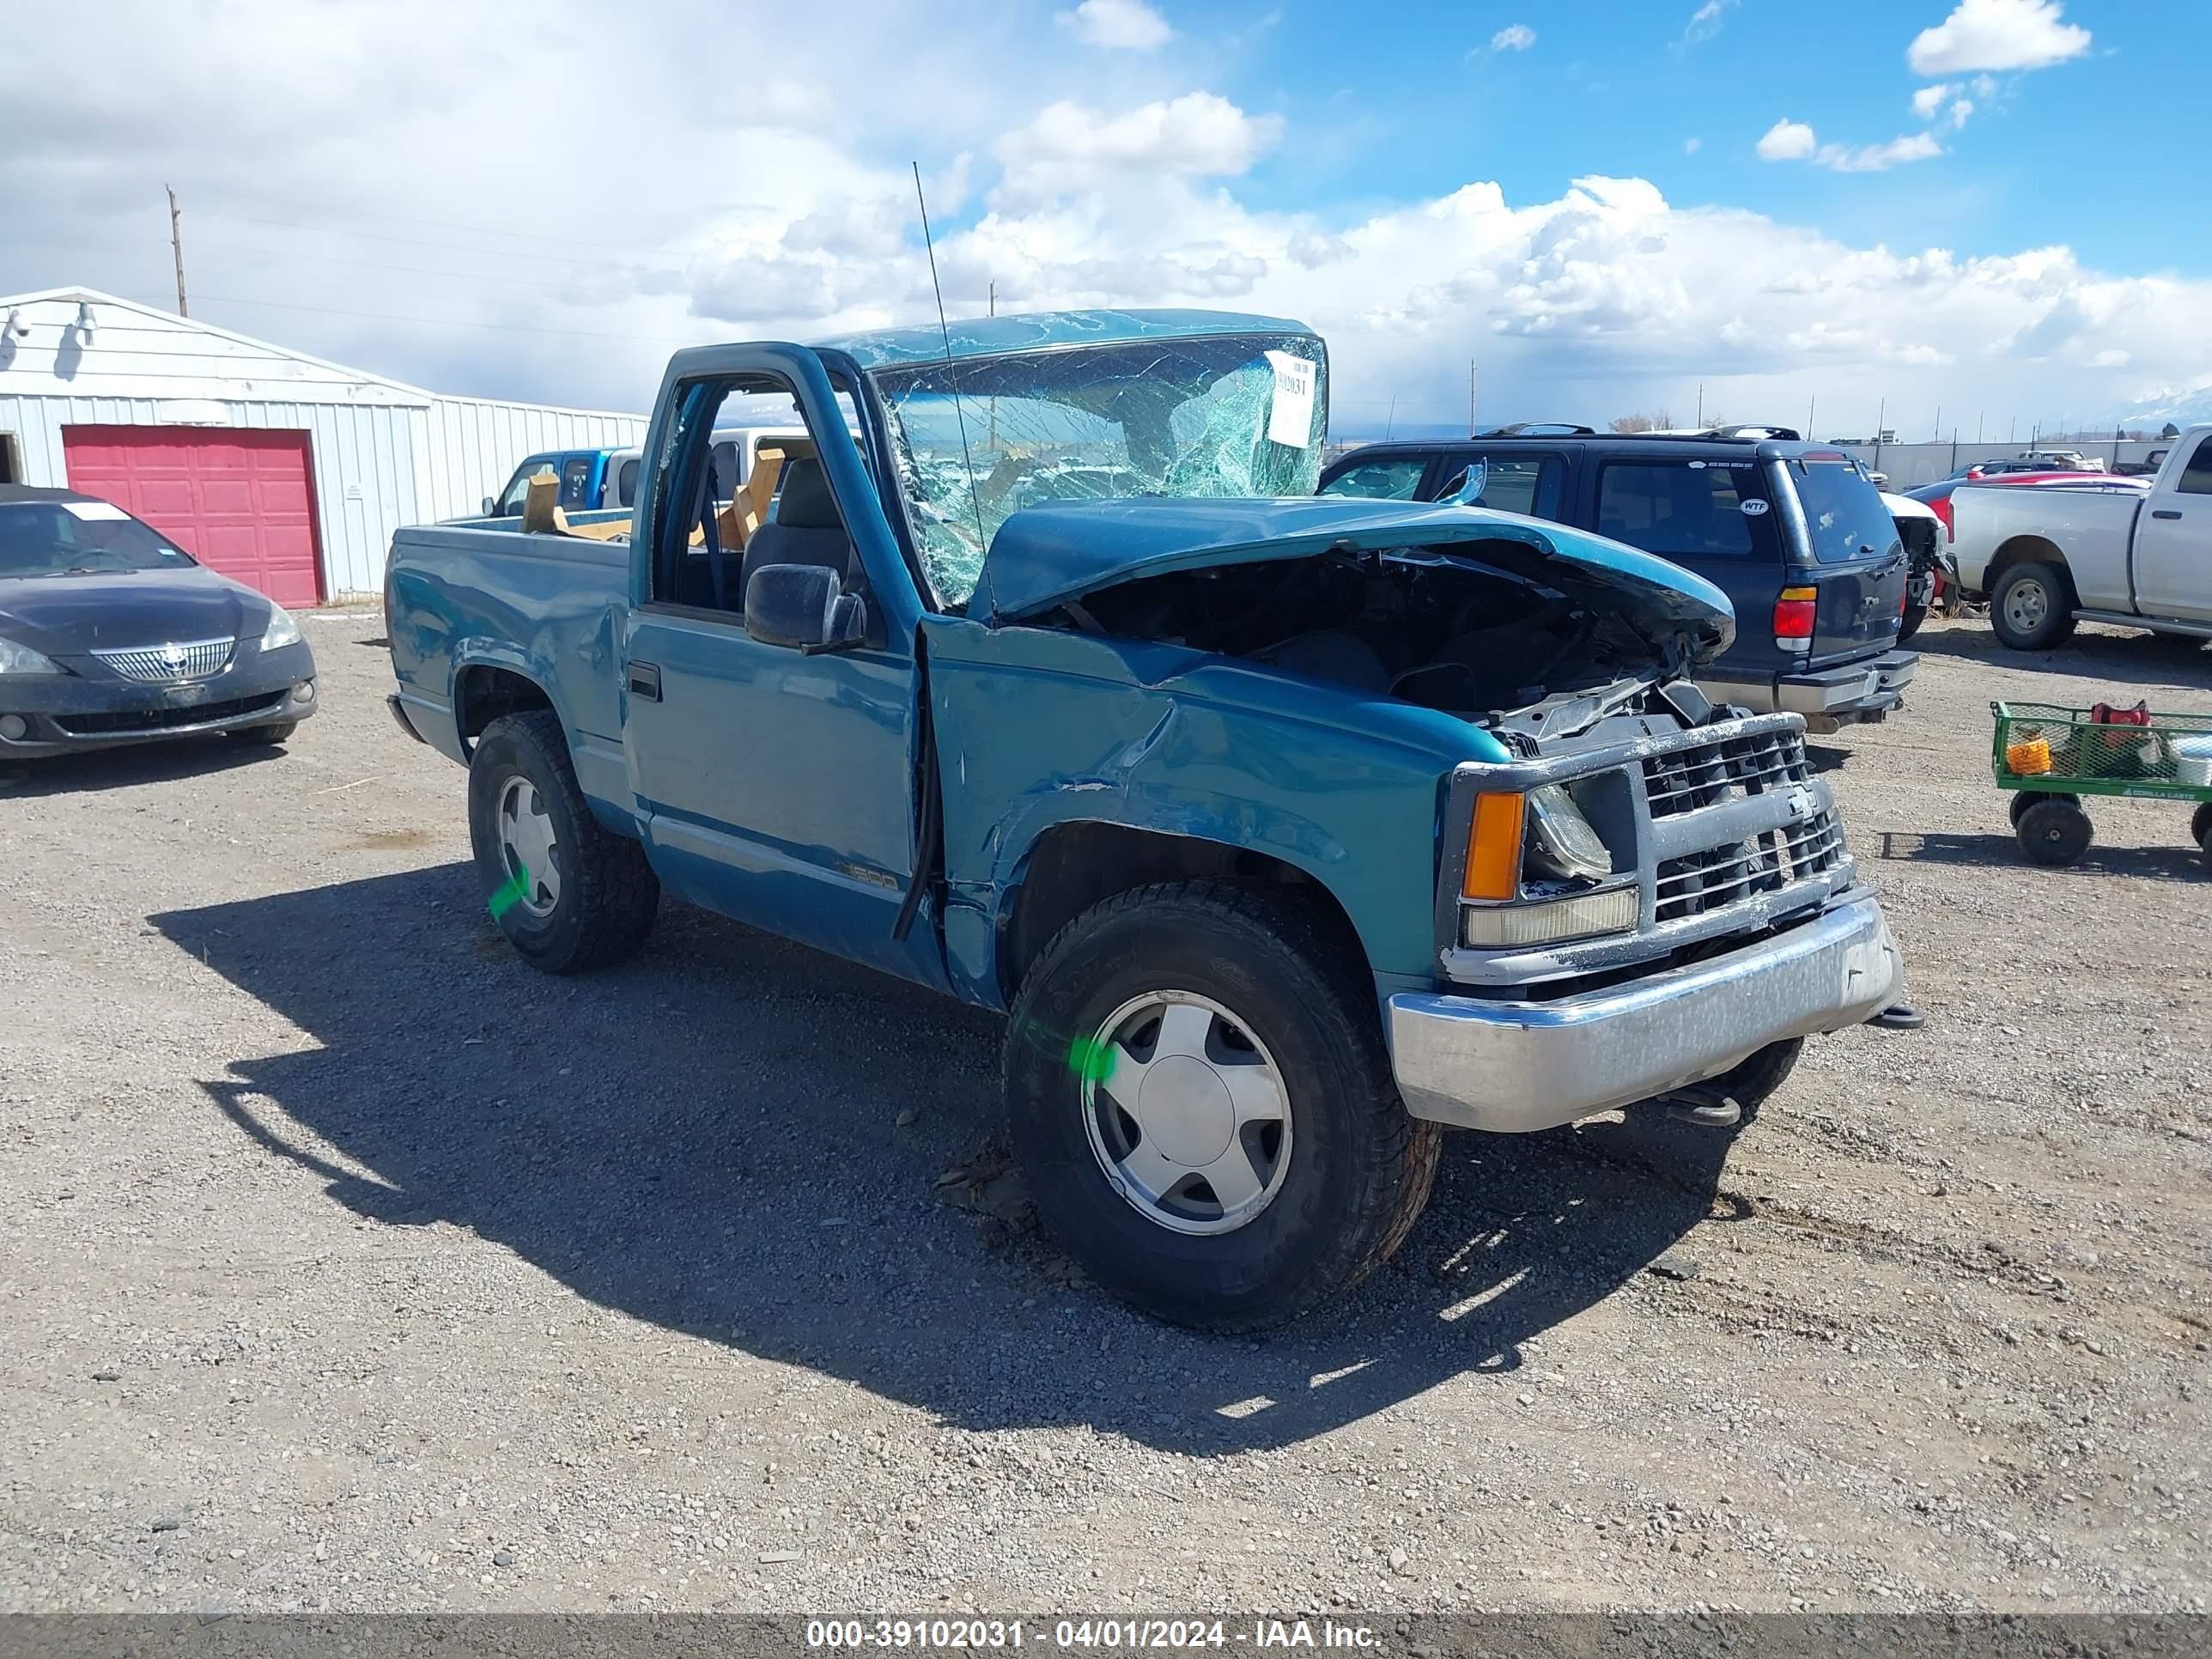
(1264, 351), (1316, 448)
(1740, 498), (1771, 515)
(62, 500), (131, 521)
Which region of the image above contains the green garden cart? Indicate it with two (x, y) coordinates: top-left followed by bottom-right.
(1992, 700), (2212, 872)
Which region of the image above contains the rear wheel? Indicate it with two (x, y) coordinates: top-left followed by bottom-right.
(1004, 880), (1439, 1332)
(2016, 796), (2093, 866)
(468, 709), (659, 973)
(1990, 562), (2076, 651)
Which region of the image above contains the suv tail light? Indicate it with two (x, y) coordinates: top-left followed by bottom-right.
(1773, 586), (1817, 647)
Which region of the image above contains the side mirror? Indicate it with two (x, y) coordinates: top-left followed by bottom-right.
(482, 496), (497, 517)
(744, 563), (867, 655)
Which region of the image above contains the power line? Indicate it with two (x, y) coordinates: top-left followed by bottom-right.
(192, 209), (663, 273)
(192, 291), (699, 344)
(209, 190), (712, 254)
(192, 238), (672, 295)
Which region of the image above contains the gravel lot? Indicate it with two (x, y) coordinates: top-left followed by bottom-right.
(3, 611), (2207, 1616)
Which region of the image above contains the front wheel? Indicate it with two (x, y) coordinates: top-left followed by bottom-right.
(1004, 880), (1440, 1332)
(226, 720), (298, 744)
(2010, 790), (2078, 829)
(1990, 562), (2077, 651)
(467, 709), (659, 973)
(2016, 796), (2093, 866)
(1897, 602), (1929, 644)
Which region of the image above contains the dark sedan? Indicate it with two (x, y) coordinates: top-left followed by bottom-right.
(0, 485), (319, 759)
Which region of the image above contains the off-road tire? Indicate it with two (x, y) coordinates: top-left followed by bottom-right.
(468, 709), (659, 974)
(2016, 795), (2093, 866)
(1989, 561), (2077, 651)
(1004, 880), (1440, 1332)
(226, 721), (298, 744)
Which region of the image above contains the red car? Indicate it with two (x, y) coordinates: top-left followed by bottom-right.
(1905, 470), (2149, 539)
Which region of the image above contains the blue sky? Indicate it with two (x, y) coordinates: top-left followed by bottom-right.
(2, 0), (2206, 437)
(1198, 0), (2203, 276)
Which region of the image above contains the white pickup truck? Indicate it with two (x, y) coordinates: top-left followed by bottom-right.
(1952, 424), (2212, 649)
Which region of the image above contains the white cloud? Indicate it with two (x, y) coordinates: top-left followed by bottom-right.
(1907, 0), (2090, 76)
(1055, 0), (1173, 51)
(1683, 137), (1702, 155)
(1683, 0), (1738, 44)
(1, 0), (2199, 440)
(994, 93), (1283, 203)
(1490, 24), (1536, 52)
(1756, 119), (1817, 161)
(1912, 82), (1955, 118)
(1818, 131), (1944, 172)
(1761, 118), (1943, 172)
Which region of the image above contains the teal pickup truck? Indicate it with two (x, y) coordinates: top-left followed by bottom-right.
(384, 310), (1903, 1329)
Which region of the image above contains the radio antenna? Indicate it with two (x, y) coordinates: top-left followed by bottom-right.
(912, 161), (989, 559)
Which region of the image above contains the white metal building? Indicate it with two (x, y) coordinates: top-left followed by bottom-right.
(0, 287), (647, 603)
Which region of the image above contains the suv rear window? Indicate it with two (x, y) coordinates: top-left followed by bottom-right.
(1595, 460), (1763, 556)
(1782, 457), (1901, 565)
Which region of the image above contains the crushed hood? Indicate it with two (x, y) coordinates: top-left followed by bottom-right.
(969, 496), (1735, 658)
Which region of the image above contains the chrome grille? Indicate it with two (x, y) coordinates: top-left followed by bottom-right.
(90, 637), (234, 684)
(1643, 726), (1813, 818)
(1655, 806), (1846, 924)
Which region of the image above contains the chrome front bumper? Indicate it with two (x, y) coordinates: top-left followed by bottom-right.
(1387, 894), (1903, 1133)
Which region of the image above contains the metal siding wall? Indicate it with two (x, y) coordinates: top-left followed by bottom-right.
(0, 392), (418, 600)
(421, 396), (648, 521)
(3, 382), (641, 597)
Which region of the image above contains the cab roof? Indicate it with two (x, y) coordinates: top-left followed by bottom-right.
(813, 308), (1314, 372)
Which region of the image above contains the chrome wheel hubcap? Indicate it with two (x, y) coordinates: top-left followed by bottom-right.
(1079, 991), (1291, 1236)
(495, 775), (562, 918)
(2003, 578), (2049, 635)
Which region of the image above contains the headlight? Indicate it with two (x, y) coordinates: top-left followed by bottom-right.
(1523, 783), (1613, 881)
(0, 637), (62, 676)
(261, 607), (303, 650)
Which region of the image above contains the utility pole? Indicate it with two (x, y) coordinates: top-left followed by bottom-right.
(166, 185), (188, 318)
(1384, 394), (1397, 442)
(1807, 392), (1815, 437)
(1874, 396), (1885, 476)
(1696, 383), (1704, 428)
(988, 280), (995, 318)
(1933, 404), (1941, 443)
(1467, 359), (1478, 437)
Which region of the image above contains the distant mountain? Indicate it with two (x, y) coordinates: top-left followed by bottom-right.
(2118, 383), (2212, 431)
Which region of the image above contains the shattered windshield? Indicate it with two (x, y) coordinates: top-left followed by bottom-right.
(869, 332), (1328, 610)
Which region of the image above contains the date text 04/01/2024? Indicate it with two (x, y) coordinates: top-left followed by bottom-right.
(803, 1620), (1382, 1650)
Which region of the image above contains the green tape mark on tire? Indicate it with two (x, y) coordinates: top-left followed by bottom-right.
(489, 863), (530, 921)
(1066, 1035), (1115, 1086)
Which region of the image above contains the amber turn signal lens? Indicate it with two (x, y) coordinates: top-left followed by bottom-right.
(1462, 791), (1526, 901)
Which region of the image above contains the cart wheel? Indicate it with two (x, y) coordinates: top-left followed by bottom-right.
(2195, 802), (2212, 874)
(2016, 797), (2093, 866)
(2009, 791), (2077, 828)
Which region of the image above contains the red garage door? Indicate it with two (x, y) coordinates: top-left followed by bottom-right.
(63, 426), (323, 607)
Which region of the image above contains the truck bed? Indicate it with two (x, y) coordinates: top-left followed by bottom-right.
(385, 523), (635, 813)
